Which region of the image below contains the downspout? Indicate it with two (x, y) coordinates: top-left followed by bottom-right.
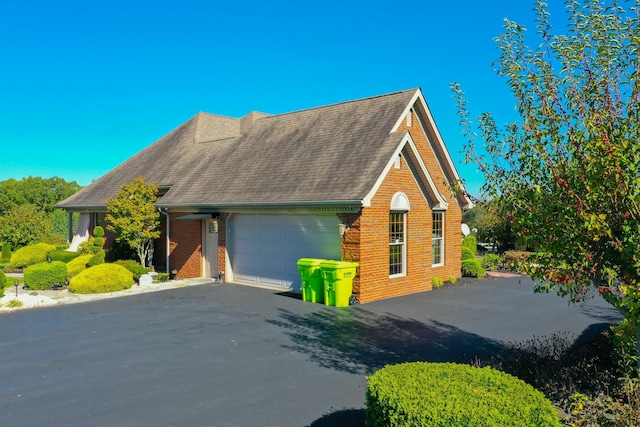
(158, 208), (170, 275)
(67, 211), (73, 244)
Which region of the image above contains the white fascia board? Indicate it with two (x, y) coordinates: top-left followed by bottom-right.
(362, 133), (447, 209)
(391, 89), (422, 133)
(404, 137), (448, 209)
(407, 89), (474, 209)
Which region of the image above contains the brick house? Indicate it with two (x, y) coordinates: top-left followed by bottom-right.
(58, 88), (473, 303)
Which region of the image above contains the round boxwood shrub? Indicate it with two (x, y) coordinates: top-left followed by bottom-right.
(114, 259), (149, 282)
(66, 254), (93, 278)
(366, 362), (561, 427)
(462, 259), (486, 278)
(24, 261), (68, 290)
(69, 263), (134, 294)
(93, 226), (105, 238)
(0, 269), (6, 297)
(9, 242), (57, 268)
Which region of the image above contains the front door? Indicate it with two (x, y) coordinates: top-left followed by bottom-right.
(204, 219), (219, 278)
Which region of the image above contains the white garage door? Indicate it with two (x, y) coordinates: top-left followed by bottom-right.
(231, 214), (342, 290)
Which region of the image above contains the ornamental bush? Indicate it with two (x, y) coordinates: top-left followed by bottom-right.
(481, 253), (503, 270)
(462, 259), (485, 278)
(0, 270), (6, 297)
(462, 235), (477, 253)
(365, 362), (561, 427)
(49, 249), (81, 263)
(93, 226), (105, 238)
(9, 242), (57, 268)
(1, 242), (11, 262)
(69, 263), (134, 294)
(66, 254), (93, 278)
(462, 247), (475, 261)
(431, 276), (444, 288)
(24, 261), (67, 290)
(114, 259), (149, 282)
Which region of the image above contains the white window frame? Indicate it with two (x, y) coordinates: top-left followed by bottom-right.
(389, 211), (406, 277)
(432, 211), (444, 266)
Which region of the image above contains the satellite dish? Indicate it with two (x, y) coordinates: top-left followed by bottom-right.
(461, 223), (471, 236)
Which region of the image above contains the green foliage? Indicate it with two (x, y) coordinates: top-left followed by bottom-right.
(464, 202), (516, 251)
(462, 259), (485, 278)
(1, 242), (10, 262)
(5, 299), (23, 308)
(365, 362), (561, 427)
(93, 237), (104, 247)
(0, 176), (81, 215)
(154, 272), (170, 283)
(69, 263), (134, 294)
(106, 177), (161, 267)
(570, 387), (640, 427)
(114, 259), (150, 282)
(453, 0), (640, 369)
(461, 235), (477, 253)
(49, 249), (81, 263)
(49, 209), (77, 239)
(93, 226), (104, 238)
(448, 275), (457, 285)
(9, 242), (57, 268)
(431, 276), (443, 288)
(0, 270), (5, 297)
(78, 238), (97, 255)
(481, 253), (503, 270)
(23, 261), (67, 290)
(0, 204), (52, 248)
(39, 233), (69, 245)
(608, 320), (639, 379)
(66, 254), (93, 278)
(88, 250), (105, 267)
(461, 247), (475, 261)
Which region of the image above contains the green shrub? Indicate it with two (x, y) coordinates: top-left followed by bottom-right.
(462, 259), (486, 278)
(88, 250), (105, 267)
(448, 275), (457, 285)
(67, 254), (93, 278)
(39, 233), (69, 245)
(1, 242), (11, 262)
(23, 261), (68, 290)
(69, 263), (134, 294)
(9, 243), (57, 268)
(114, 259), (149, 282)
(6, 299), (23, 308)
(93, 226), (105, 238)
(608, 319), (639, 379)
(462, 235), (477, 253)
(154, 272), (170, 283)
(461, 246), (475, 260)
(431, 276), (444, 288)
(0, 270), (5, 297)
(365, 362), (561, 427)
(93, 237), (104, 247)
(481, 253), (503, 270)
(49, 249), (81, 263)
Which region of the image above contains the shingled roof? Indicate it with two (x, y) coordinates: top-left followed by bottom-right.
(58, 89), (460, 210)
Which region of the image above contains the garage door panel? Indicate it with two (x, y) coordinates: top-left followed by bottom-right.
(231, 214), (341, 290)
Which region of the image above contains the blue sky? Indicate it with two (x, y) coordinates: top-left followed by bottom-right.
(0, 0), (567, 197)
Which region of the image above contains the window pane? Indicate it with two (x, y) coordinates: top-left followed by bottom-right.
(432, 212), (443, 265)
(390, 212), (405, 275)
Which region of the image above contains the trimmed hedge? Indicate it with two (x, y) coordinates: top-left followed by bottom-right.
(10, 243), (57, 268)
(462, 259), (486, 278)
(0, 270), (5, 297)
(24, 261), (68, 290)
(462, 247), (475, 261)
(366, 362), (561, 427)
(1, 242), (11, 262)
(66, 254), (93, 278)
(69, 263), (134, 294)
(49, 249), (81, 263)
(93, 226), (105, 238)
(114, 259), (149, 282)
(462, 235), (477, 253)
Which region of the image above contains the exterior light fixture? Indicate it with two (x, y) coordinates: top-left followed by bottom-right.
(338, 223), (348, 237)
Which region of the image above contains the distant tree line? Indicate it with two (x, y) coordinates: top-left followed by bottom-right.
(0, 177), (82, 249)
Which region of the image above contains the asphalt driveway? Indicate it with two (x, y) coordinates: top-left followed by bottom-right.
(0, 276), (620, 427)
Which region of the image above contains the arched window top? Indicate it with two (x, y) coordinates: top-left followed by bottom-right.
(390, 192), (410, 211)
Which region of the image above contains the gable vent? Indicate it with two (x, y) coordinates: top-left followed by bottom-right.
(390, 192), (410, 211)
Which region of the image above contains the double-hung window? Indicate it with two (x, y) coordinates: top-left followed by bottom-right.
(389, 212), (406, 276)
(432, 211), (444, 266)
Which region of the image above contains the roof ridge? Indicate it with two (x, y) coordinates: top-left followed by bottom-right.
(263, 88), (419, 119)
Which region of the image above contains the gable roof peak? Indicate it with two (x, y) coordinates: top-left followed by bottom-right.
(240, 111), (270, 134)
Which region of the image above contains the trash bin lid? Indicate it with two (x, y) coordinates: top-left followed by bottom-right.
(297, 258), (325, 267)
(320, 260), (359, 269)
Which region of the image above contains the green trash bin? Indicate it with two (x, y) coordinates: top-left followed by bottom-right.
(297, 258), (325, 303)
(320, 260), (359, 307)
